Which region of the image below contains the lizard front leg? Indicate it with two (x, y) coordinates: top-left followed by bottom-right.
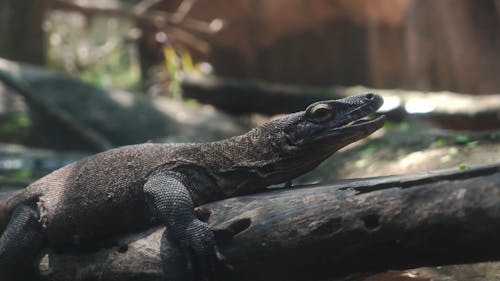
(144, 173), (220, 281)
(0, 204), (45, 281)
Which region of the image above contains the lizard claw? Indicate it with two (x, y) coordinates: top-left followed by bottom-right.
(163, 218), (250, 280)
(176, 219), (220, 281)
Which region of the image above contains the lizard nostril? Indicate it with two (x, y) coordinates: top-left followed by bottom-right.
(365, 93), (375, 101)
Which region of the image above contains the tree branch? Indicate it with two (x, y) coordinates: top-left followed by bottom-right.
(43, 163), (500, 281)
(48, 0), (219, 35)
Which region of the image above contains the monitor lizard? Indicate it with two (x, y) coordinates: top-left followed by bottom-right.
(0, 93), (384, 281)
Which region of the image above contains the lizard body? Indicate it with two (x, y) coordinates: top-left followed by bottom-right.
(0, 93), (384, 280)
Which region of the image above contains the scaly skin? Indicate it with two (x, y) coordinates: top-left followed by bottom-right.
(0, 93), (384, 281)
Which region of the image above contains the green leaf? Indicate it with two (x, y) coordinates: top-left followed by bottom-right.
(454, 135), (470, 144)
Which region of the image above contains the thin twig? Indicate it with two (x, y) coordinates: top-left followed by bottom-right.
(133, 0), (162, 13)
(171, 0), (198, 23)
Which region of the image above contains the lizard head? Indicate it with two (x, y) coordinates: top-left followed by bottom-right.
(260, 93), (385, 185)
(284, 93), (384, 149)
(210, 93), (384, 195)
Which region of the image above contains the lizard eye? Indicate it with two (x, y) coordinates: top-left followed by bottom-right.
(307, 103), (333, 122)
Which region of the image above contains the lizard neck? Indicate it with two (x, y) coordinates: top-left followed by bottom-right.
(200, 119), (303, 196)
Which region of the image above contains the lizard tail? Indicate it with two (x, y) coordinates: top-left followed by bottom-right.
(0, 189), (26, 234)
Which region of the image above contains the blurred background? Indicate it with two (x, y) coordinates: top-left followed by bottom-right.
(0, 0), (499, 280)
(2, 0), (500, 92)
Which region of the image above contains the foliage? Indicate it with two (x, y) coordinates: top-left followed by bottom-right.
(0, 113), (31, 133)
(45, 10), (140, 90)
(162, 45), (200, 98)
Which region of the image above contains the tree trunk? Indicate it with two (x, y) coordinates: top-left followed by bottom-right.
(44, 163), (500, 281)
(0, 0), (45, 65)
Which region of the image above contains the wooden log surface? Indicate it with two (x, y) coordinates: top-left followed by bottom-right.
(44, 163), (500, 281)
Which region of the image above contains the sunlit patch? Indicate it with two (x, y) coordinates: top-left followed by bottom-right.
(50, 33), (62, 46)
(401, 271), (419, 278)
(378, 96), (401, 112)
(197, 62), (213, 75)
(0, 58), (21, 75)
(455, 188), (466, 200)
(155, 32), (168, 43)
(0, 158), (24, 170)
(108, 90), (134, 108)
(405, 98), (436, 113)
(209, 19), (225, 32)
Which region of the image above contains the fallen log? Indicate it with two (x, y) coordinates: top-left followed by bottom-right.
(0, 59), (114, 151)
(43, 163), (500, 281)
(181, 76), (332, 114)
(181, 76), (500, 130)
(0, 58), (245, 151)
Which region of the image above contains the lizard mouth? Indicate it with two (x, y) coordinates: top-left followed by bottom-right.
(343, 114), (385, 127)
(316, 114), (385, 140)
(329, 101), (383, 128)
(343, 114), (385, 129)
